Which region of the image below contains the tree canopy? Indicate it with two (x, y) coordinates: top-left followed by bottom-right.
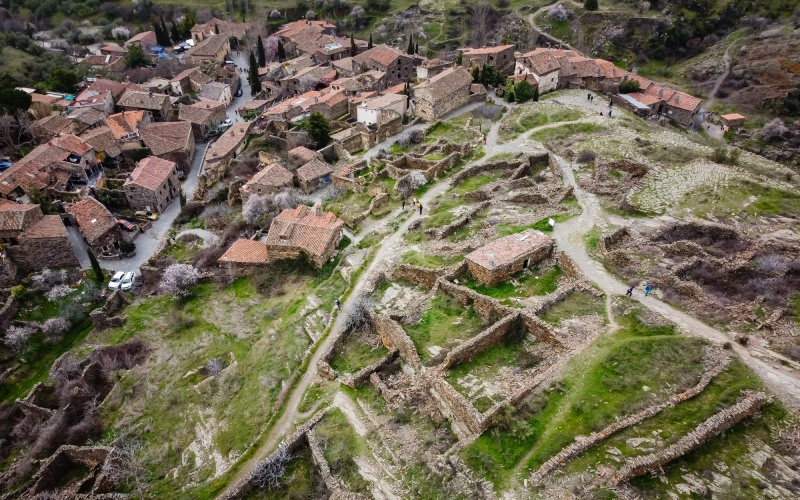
(300, 112), (331, 148)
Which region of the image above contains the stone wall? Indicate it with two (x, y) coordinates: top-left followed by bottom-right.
(451, 156), (523, 185)
(427, 375), (485, 439)
(557, 251), (585, 281)
(8, 234), (80, 273)
(369, 312), (422, 370)
(439, 313), (520, 370)
(391, 264), (449, 288)
(0, 293), (19, 330)
(609, 391), (771, 486)
(520, 313), (564, 346)
(436, 279), (515, 325)
(341, 350), (399, 388)
(427, 201), (489, 240)
(598, 227), (631, 255)
(466, 242), (553, 287)
(531, 348), (731, 484)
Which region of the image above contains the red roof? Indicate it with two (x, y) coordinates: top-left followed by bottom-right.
(20, 215), (68, 239)
(218, 238), (269, 263)
(243, 163), (294, 189)
(67, 197), (117, 244)
(266, 205), (344, 257)
(464, 44), (514, 56)
(465, 229), (552, 270)
(126, 156), (177, 191)
(106, 110), (146, 139)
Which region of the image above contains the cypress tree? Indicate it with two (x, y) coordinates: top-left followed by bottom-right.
(350, 33), (357, 57)
(277, 40), (286, 61)
(249, 51), (262, 94)
(170, 21), (181, 44)
(257, 35), (266, 67)
(368, 33), (373, 49)
(584, 0), (599, 11)
(87, 248), (103, 284)
(214, 23), (220, 34)
(533, 87), (539, 102)
(406, 34), (413, 55)
(160, 16), (171, 44)
(471, 65), (480, 82)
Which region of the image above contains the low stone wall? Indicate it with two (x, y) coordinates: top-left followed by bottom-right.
(521, 313), (564, 346)
(427, 375), (485, 440)
(427, 201), (489, 240)
(531, 348), (730, 484)
(598, 227), (631, 255)
(451, 157), (522, 185)
(0, 293), (19, 330)
(370, 312), (422, 370)
(609, 391), (772, 486)
(391, 264), (449, 288)
(220, 408), (328, 500)
(528, 283), (577, 316)
(307, 429), (346, 493)
(439, 313), (519, 370)
(424, 152), (462, 181)
(557, 251), (584, 281)
(435, 279), (515, 325)
(341, 350), (399, 388)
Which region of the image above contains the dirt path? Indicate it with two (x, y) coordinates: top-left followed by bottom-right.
(527, 4), (578, 51)
(550, 155), (800, 409)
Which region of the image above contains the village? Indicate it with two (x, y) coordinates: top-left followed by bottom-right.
(1, 10), (799, 500)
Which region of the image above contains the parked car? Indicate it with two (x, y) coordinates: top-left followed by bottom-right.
(108, 271), (125, 290)
(0, 160), (12, 171)
(118, 219), (137, 231)
(224, 60), (236, 67)
(236, 88), (242, 97)
(120, 272), (136, 291)
(177, 170), (186, 180)
(133, 210), (158, 221)
(221, 118), (233, 128)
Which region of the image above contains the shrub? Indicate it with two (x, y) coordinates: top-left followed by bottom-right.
(10, 284), (26, 299)
(41, 318), (71, 343)
(242, 195), (271, 225)
(31, 268), (68, 291)
(619, 79), (641, 93)
(177, 202), (204, 224)
(547, 3), (570, 20)
(576, 150), (596, 163)
(119, 240), (136, 255)
(201, 204), (236, 230)
(4, 325), (36, 352)
(159, 263), (200, 298)
(760, 118), (788, 142)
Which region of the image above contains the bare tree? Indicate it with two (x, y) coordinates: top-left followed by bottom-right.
(0, 111), (33, 155)
(101, 437), (150, 497)
(252, 444), (292, 490)
(470, 5), (492, 47)
(159, 263), (200, 298)
(205, 357), (225, 377)
(41, 317), (71, 343)
(396, 171), (427, 199)
(760, 118), (788, 143)
(4, 325), (36, 352)
(242, 194), (272, 225)
(345, 296), (374, 333)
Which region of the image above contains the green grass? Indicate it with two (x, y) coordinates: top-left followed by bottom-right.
(499, 105), (584, 141)
(421, 195), (467, 229)
(463, 266), (562, 305)
(404, 293), (485, 365)
(323, 189), (374, 224)
(585, 225), (601, 251)
(452, 172), (503, 195)
(495, 213), (574, 236)
(540, 292), (606, 326)
(462, 309), (710, 489)
(529, 122), (607, 143)
(329, 334), (388, 374)
(314, 409), (372, 495)
(401, 250), (462, 269)
(424, 114), (478, 144)
(681, 178), (800, 220)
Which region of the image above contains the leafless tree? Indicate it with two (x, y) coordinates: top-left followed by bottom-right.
(4, 325), (36, 352)
(471, 5), (492, 47)
(296, 75), (317, 94)
(0, 111), (33, 155)
(345, 296), (374, 333)
(547, 3), (571, 21)
(31, 268), (69, 291)
(159, 263), (200, 298)
(274, 188), (302, 211)
(396, 171), (427, 199)
(46, 284), (73, 301)
(205, 357), (225, 377)
(243, 194), (272, 225)
(760, 118), (788, 142)
(101, 437), (150, 497)
(252, 444), (293, 490)
(41, 317), (71, 343)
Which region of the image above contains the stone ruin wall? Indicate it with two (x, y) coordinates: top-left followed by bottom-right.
(530, 348), (731, 485)
(435, 278), (515, 325)
(427, 201), (490, 239)
(598, 227), (631, 255)
(369, 312), (422, 370)
(391, 264), (450, 288)
(609, 391), (772, 486)
(341, 350), (400, 388)
(427, 374), (485, 440)
(438, 313), (519, 371)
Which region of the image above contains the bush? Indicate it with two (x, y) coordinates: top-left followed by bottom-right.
(41, 318), (71, 343)
(46, 284), (73, 301)
(4, 325), (36, 352)
(177, 202), (204, 224)
(619, 79), (641, 93)
(760, 118), (788, 142)
(10, 284), (25, 299)
(119, 240), (136, 255)
(159, 263), (200, 298)
(547, 3), (570, 20)
(576, 150), (596, 163)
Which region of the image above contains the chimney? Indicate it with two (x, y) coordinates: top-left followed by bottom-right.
(315, 204), (322, 217)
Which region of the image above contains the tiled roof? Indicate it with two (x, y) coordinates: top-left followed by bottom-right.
(68, 107), (107, 127)
(463, 44), (515, 56)
(385, 83), (407, 95)
(207, 121), (251, 161)
(19, 214), (68, 239)
(332, 57), (356, 73)
(80, 126), (122, 157)
(414, 66), (472, 101)
(421, 58), (450, 68)
(117, 90), (169, 111)
(667, 91), (702, 112)
(465, 229), (552, 270)
(218, 238), (269, 263)
(297, 158), (332, 182)
(83, 54), (123, 67)
(126, 156), (176, 191)
(106, 110), (146, 139)
(178, 99), (226, 124)
(266, 205), (344, 257)
(560, 56), (601, 78)
(30, 93), (60, 104)
(67, 197), (117, 244)
(33, 114), (72, 136)
(519, 50), (561, 75)
(0, 201), (42, 232)
(288, 146), (317, 163)
(51, 134), (92, 155)
(238, 99), (269, 111)
(624, 73), (653, 91)
(126, 30), (157, 46)
(171, 67), (200, 82)
(140, 121), (193, 156)
(243, 163), (294, 189)
(359, 92), (406, 110)
(594, 59), (624, 79)
(355, 45), (409, 68)
(644, 83), (676, 101)
(265, 88), (344, 117)
(78, 78), (136, 102)
(188, 34), (229, 57)
(197, 82), (230, 101)
(275, 19), (336, 39)
(100, 43), (127, 54)
(721, 113), (745, 121)
(625, 92), (662, 106)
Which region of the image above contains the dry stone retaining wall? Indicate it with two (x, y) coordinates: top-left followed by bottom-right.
(342, 350), (399, 388)
(609, 391), (772, 486)
(369, 312), (422, 370)
(439, 313), (520, 370)
(436, 279), (515, 325)
(391, 264), (450, 288)
(427, 375), (485, 439)
(427, 201), (490, 239)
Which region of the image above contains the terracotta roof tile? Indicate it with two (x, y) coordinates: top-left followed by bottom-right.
(465, 229), (552, 270)
(414, 66), (473, 101)
(354, 45), (409, 68)
(207, 122), (251, 161)
(125, 156), (177, 191)
(106, 110), (146, 139)
(19, 214), (68, 239)
(117, 90), (169, 111)
(463, 44), (515, 55)
(288, 146), (317, 163)
(67, 197), (117, 245)
(140, 121), (194, 156)
(178, 99), (227, 124)
(0, 202), (42, 232)
(219, 238), (269, 263)
(266, 205), (344, 257)
(297, 158), (332, 182)
(80, 126), (122, 157)
(667, 91), (702, 112)
(243, 163), (294, 190)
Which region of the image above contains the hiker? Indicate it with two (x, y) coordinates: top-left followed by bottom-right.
(413, 197), (417, 207)
(609, 101), (613, 108)
(587, 93), (591, 101)
(335, 299), (340, 310)
(418, 203), (423, 215)
(608, 109), (612, 117)
(483, 135), (487, 144)
(402, 199), (405, 210)
(645, 283), (653, 297)
(626, 286), (634, 297)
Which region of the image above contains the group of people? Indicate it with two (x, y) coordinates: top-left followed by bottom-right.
(626, 282), (655, 297)
(402, 198), (423, 215)
(587, 93), (613, 117)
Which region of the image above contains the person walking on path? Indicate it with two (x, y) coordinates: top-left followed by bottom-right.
(626, 286), (634, 297)
(645, 283), (653, 297)
(483, 135), (487, 144)
(402, 199), (405, 210)
(335, 299), (340, 310)
(418, 203), (423, 215)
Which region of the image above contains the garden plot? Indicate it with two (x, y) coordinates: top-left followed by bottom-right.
(498, 101), (586, 142)
(461, 264), (563, 307)
(329, 330), (389, 375)
(631, 159), (738, 214)
(403, 293), (485, 365)
(539, 291), (606, 326)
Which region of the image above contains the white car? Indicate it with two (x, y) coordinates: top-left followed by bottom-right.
(221, 118), (233, 127)
(108, 271), (125, 290)
(120, 272), (136, 291)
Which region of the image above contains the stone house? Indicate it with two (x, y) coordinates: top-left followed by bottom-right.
(30, 115), (73, 142)
(124, 156), (180, 213)
(515, 49), (562, 94)
(354, 45), (414, 86)
(139, 121), (195, 172)
(288, 146), (318, 168)
(240, 163), (294, 201)
(265, 204), (344, 268)
(82, 54), (126, 75)
(80, 126), (122, 163)
(218, 238), (270, 273)
(187, 34), (231, 64)
(663, 91), (702, 127)
(125, 30), (158, 50)
(330, 71), (387, 95)
(357, 93), (407, 126)
(117, 91), (173, 121)
(279, 65), (337, 96)
(72, 79), (138, 114)
(297, 158), (333, 193)
(197, 82), (233, 105)
(99, 43), (127, 57)
(178, 99), (227, 139)
(29, 93), (60, 119)
(465, 229), (553, 286)
(412, 66), (473, 122)
(721, 113), (745, 128)
(170, 67), (214, 96)
(66, 197), (122, 255)
(0, 200), (78, 272)
(206, 121), (251, 166)
(264, 88), (348, 122)
(417, 58), (452, 80)
(67, 107), (107, 134)
(105, 110), (152, 142)
(461, 45), (516, 75)
(191, 18), (251, 45)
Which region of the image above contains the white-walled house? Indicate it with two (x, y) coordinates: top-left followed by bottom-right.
(515, 49), (574, 94)
(356, 93), (407, 126)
